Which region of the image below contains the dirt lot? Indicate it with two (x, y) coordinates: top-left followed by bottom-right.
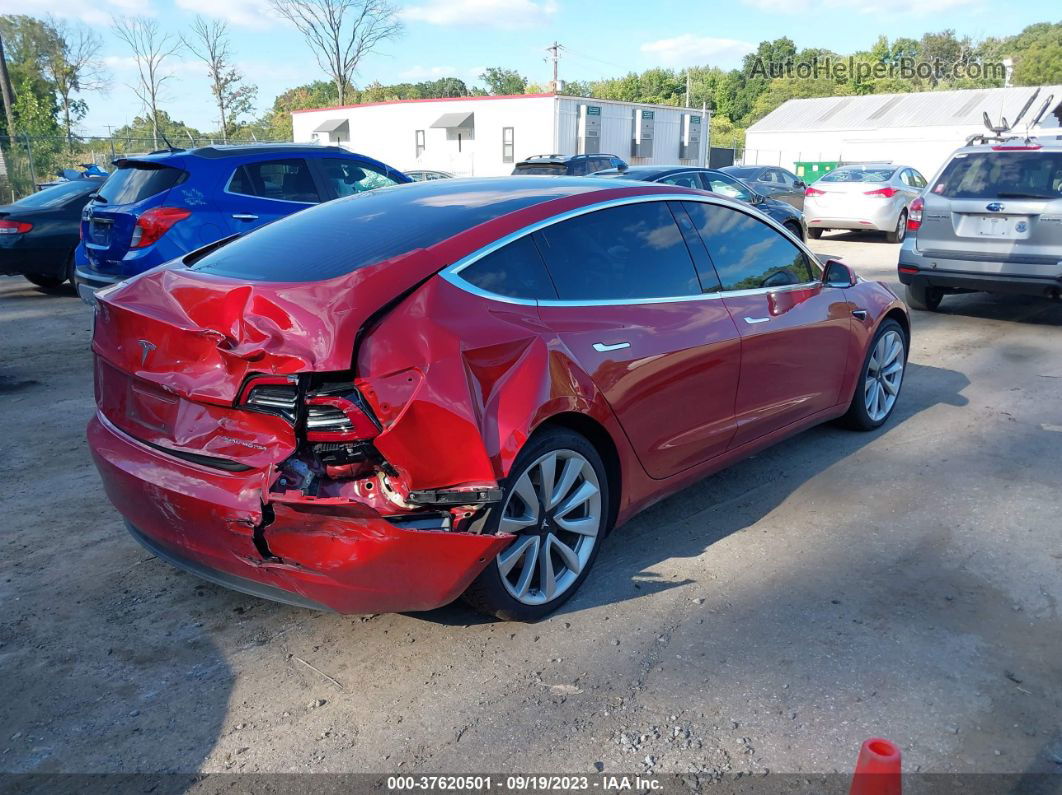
(2, 233), (1061, 781)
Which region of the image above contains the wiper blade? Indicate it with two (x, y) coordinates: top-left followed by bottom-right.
(995, 192), (1054, 199)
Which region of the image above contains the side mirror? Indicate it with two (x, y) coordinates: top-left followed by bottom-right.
(796, 180), (807, 189)
(823, 258), (856, 288)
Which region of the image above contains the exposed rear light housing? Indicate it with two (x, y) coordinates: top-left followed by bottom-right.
(907, 197), (924, 231)
(0, 220), (33, 235)
(240, 376), (299, 421)
(130, 207), (191, 248)
(305, 395), (380, 442)
(864, 187), (899, 198)
(805, 187), (825, 197)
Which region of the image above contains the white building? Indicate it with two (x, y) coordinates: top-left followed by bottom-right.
(743, 85), (1062, 181)
(291, 94), (710, 176)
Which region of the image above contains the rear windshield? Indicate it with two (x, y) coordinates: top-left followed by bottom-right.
(14, 180), (100, 208)
(932, 151), (1062, 200)
(97, 162), (187, 205)
(513, 164), (566, 175)
(189, 181), (590, 282)
(723, 167), (759, 178)
(820, 166), (896, 183)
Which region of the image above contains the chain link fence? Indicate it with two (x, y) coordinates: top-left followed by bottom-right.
(0, 134), (292, 201)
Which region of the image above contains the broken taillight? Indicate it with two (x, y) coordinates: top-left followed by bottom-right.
(239, 376), (299, 421)
(305, 394), (380, 442)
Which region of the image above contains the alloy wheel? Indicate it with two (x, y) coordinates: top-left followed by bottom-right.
(864, 330), (905, 422)
(495, 449), (602, 606)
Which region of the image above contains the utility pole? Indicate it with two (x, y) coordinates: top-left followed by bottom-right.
(547, 41), (561, 93)
(0, 32), (18, 141)
(685, 71), (691, 107)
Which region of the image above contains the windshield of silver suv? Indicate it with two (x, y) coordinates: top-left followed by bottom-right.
(931, 150), (1062, 200)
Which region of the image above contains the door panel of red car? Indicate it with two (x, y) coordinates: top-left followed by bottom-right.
(530, 200), (742, 479)
(680, 201), (850, 446)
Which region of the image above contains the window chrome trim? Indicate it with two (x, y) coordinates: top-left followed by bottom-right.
(440, 192), (825, 308)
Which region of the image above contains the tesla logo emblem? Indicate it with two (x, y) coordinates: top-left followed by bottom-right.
(986, 202), (1004, 212)
(137, 339), (157, 366)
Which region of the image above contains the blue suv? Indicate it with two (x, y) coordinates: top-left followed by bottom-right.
(76, 144), (409, 302)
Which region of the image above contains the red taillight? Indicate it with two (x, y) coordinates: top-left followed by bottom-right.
(305, 395), (380, 442)
(130, 207), (191, 248)
(805, 186), (825, 197)
(0, 220), (33, 235)
(899, 266), (919, 274)
(907, 197), (924, 231)
(864, 187), (899, 198)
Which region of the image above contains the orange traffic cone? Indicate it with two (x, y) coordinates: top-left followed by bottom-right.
(849, 737), (901, 795)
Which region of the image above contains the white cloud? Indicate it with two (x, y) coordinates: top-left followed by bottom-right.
(0, 0), (154, 24)
(740, 0), (981, 14)
(173, 0), (278, 30)
(401, 0), (558, 30)
(640, 34), (756, 68)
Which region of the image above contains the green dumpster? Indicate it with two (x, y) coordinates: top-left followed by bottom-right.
(794, 161), (839, 182)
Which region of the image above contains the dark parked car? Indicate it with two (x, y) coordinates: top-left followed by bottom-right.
(591, 165), (806, 239)
(88, 177), (908, 622)
(76, 144), (409, 303)
(722, 165), (807, 209)
(513, 153), (628, 176)
(0, 177), (105, 290)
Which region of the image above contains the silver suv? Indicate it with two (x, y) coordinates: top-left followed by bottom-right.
(898, 139), (1062, 310)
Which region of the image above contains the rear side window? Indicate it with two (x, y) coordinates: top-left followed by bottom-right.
(97, 163), (186, 205)
(658, 172), (700, 188)
(535, 201), (701, 300)
(459, 236), (558, 300)
(228, 158), (320, 203)
(319, 158), (398, 197)
(682, 202), (814, 291)
(932, 151), (1062, 199)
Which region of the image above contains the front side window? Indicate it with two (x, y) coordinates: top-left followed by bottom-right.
(535, 201), (701, 301)
(682, 202), (814, 291)
(459, 235), (557, 300)
(228, 158), (320, 203)
(502, 127), (514, 164)
(319, 158), (398, 197)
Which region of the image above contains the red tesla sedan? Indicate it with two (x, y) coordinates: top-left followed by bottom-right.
(88, 177), (909, 621)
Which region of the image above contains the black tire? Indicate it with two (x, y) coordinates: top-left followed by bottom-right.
(807, 227), (823, 239)
(24, 273), (66, 290)
(905, 282), (943, 312)
(885, 211), (907, 244)
(783, 221), (804, 241)
(838, 318), (907, 431)
(462, 426), (612, 622)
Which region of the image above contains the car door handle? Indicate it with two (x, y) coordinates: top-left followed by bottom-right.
(232, 214), (259, 221)
(743, 316), (770, 325)
(593, 342), (630, 352)
(852, 309), (868, 320)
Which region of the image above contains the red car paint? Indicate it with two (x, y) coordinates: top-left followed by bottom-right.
(88, 177), (908, 614)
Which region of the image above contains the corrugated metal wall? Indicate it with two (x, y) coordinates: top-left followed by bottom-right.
(557, 98), (706, 166)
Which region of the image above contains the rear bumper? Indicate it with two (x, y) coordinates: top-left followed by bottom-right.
(74, 268), (124, 304)
(898, 245), (1062, 298)
(805, 202), (900, 232)
(88, 414), (511, 614)
(0, 245), (65, 278)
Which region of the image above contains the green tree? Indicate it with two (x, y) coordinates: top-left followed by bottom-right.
(478, 67), (527, 95)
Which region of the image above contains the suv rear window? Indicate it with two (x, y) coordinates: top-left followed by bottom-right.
(513, 163), (566, 175)
(932, 151), (1062, 199)
(97, 162), (186, 205)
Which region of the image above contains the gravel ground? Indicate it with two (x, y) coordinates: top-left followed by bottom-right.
(1, 231), (1060, 781)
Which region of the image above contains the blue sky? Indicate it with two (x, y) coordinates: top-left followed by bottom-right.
(8, 0), (1059, 136)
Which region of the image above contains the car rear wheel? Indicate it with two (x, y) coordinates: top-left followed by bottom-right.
(807, 228), (823, 239)
(905, 282), (943, 311)
(462, 427), (610, 622)
(839, 319), (907, 431)
(886, 211), (907, 244)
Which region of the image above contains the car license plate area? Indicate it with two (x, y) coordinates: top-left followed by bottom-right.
(90, 219), (112, 246)
(126, 380), (178, 436)
(967, 214), (1031, 239)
